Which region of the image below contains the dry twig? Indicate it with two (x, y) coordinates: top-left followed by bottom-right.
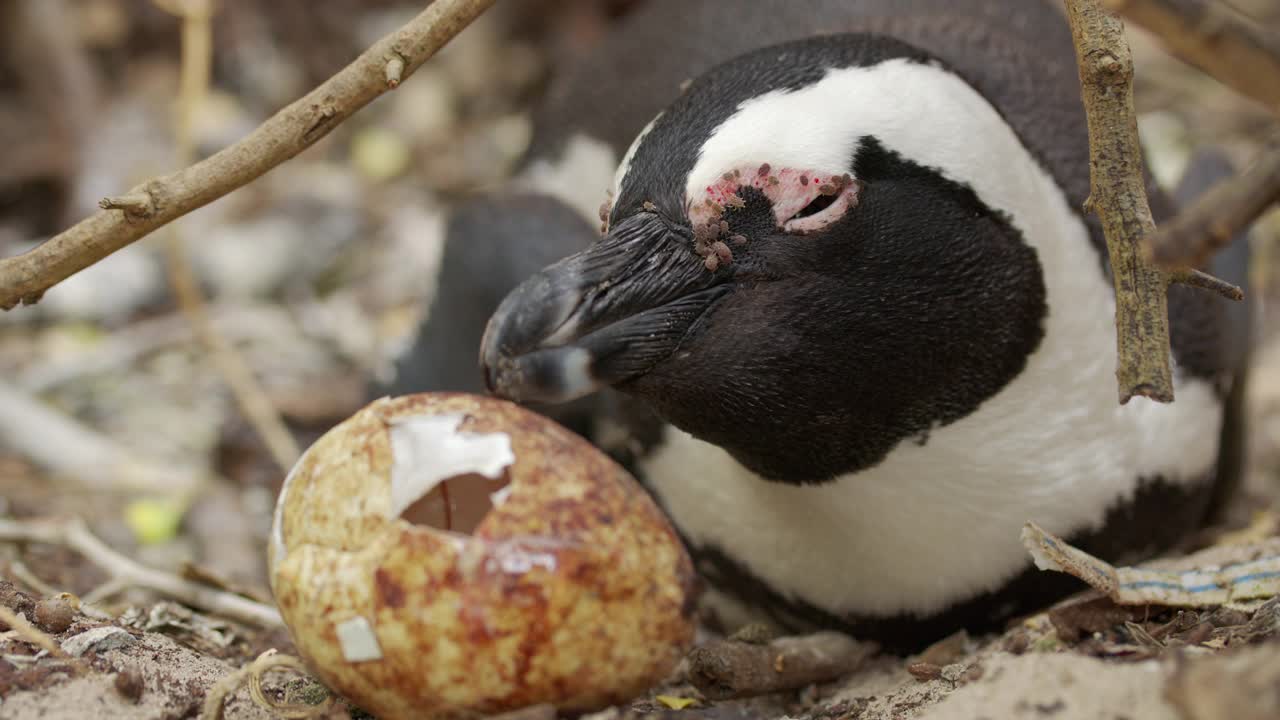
(0, 0), (495, 310)
(202, 649), (334, 720)
(155, 0), (302, 473)
(0, 378), (203, 494)
(1064, 0), (1241, 404)
(0, 516), (282, 628)
(1146, 140), (1280, 268)
(686, 631), (877, 700)
(1103, 0), (1280, 113)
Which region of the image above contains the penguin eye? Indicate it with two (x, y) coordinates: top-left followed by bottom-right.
(781, 182), (857, 234)
(686, 165), (861, 239)
(790, 193), (838, 220)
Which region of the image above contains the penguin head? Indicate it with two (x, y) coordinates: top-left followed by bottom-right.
(482, 34), (1049, 483)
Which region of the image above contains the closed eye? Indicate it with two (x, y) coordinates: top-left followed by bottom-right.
(790, 193), (838, 220)
(782, 185), (858, 234)
(686, 164), (861, 237)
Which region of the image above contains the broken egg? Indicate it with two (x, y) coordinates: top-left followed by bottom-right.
(268, 393), (697, 719)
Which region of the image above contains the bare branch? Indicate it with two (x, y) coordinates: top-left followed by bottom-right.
(1171, 268), (1245, 301)
(0, 516), (283, 628)
(0, 379), (203, 494)
(1147, 140), (1280, 267)
(203, 649), (334, 720)
(1103, 0), (1280, 113)
(157, 0), (301, 473)
(1065, 0), (1177, 403)
(0, 0), (495, 311)
(686, 631), (877, 700)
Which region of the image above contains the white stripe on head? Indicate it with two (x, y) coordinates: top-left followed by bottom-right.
(641, 59), (1223, 617)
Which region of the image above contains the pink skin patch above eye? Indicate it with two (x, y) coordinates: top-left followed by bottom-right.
(687, 164), (862, 237)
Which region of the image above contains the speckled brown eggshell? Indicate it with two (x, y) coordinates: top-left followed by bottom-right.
(268, 393), (698, 720)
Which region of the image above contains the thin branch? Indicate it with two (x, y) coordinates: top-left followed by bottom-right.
(156, 0), (301, 473)
(0, 378), (203, 494)
(1171, 268), (1244, 301)
(1065, 0), (1177, 403)
(3, 554), (59, 597)
(686, 631), (877, 700)
(202, 649), (333, 720)
(0, 516), (283, 628)
(14, 302), (298, 392)
(0, 0), (495, 311)
(1103, 0), (1280, 113)
(1147, 140), (1280, 268)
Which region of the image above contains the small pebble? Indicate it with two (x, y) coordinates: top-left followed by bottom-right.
(61, 626), (137, 656)
(1206, 607), (1250, 628)
(907, 661), (942, 681)
(114, 668), (145, 702)
(33, 598), (74, 634)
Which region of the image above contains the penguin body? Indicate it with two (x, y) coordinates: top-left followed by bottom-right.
(392, 1), (1251, 651)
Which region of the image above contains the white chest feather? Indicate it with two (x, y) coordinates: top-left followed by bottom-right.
(640, 60), (1223, 617)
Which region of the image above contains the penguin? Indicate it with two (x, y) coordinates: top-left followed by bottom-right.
(382, 0), (1060, 431)
(471, 0), (1254, 651)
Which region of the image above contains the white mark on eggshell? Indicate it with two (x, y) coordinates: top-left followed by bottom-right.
(387, 413), (515, 520)
(269, 435), (322, 574)
(485, 538), (567, 576)
(336, 616), (383, 662)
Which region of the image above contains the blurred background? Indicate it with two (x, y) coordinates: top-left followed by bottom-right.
(1, 0), (1279, 641)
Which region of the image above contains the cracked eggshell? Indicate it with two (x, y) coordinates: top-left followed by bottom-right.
(268, 393), (698, 720)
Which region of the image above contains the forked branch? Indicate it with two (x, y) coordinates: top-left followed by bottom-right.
(1064, 0), (1241, 404)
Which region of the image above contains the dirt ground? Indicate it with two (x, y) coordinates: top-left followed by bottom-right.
(2, 2), (1280, 719)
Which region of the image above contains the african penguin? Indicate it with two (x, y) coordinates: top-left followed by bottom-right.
(380, 0), (1073, 426)
(472, 2), (1252, 650)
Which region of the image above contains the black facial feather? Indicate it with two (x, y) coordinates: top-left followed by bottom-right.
(620, 139), (1046, 483)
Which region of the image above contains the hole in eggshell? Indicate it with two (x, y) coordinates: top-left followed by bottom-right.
(399, 469), (512, 534)
(386, 412), (516, 533)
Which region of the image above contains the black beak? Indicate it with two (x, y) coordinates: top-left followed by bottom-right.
(480, 212), (726, 404)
